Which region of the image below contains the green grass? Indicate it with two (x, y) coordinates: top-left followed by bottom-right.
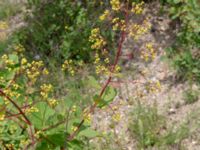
(129, 103), (165, 149)
(129, 102), (189, 149)
(0, 0), (22, 20)
(183, 89), (199, 104)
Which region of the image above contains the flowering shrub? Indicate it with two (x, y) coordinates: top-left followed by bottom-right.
(0, 1), (159, 149)
(15, 0), (114, 63)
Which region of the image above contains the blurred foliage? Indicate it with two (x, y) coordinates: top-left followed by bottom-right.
(129, 103), (189, 149)
(0, 0), (22, 20)
(183, 88), (199, 104)
(15, 0), (114, 64)
(0, 51), (117, 149)
(165, 0), (200, 83)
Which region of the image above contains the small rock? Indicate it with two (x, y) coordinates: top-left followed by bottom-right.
(192, 140), (197, 145)
(168, 108), (176, 114)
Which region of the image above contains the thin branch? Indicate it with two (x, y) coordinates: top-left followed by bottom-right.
(67, 7), (130, 141)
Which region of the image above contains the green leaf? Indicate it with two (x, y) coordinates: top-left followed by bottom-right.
(78, 128), (99, 138)
(102, 86), (116, 103)
(93, 94), (104, 108)
(36, 140), (50, 150)
(95, 86), (117, 108)
(67, 139), (84, 150)
(47, 132), (65, 146)
(29, 102), (55, 129)
(86, 76), (101, 89)
(9, 54), (18, 64)
(192, 68), (199, 74)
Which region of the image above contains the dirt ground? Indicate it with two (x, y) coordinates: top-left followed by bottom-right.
(92, 2), (200, 150)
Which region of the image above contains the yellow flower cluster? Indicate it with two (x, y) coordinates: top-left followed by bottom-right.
(12, 83), (20, 90)
(129, 20), (151, 40)
(131, 2), (144, 14)
(48, 98), (58, 108)
(1, 54), (15, 70)
(21, 58), (27, 65)
(71, 105), (77, 112)
(62, 59), (84, 76)
(95, 64), (110, 75)
(145, 79), (161, 93)
(0, 21), (8, 41)
(112, 18), (126, 31)
(94, 52), (121, 76)
(34, 130), (43, 139)
(141, 43), (156, 61)
(94, 53), (100, 64)
(0, 114), (5, 121)
(25, 106), (39, 114)
(40, 84), (53, 99)
(112, 113), (121, 122)
(99, 10), (110, 21)
(83, 113), (91, 124)
(83, 108), (91, 124)
(89, 28), (106, 50)
(25, 60), (44, 83)
(4, 144), (14, 150)
(71, 126), (78, 132)
(14, 44), (25, 53)
(0, 21), (8, 29)
(62, 59), (75, 76)
(110, 0), (120, 11)
(115, 65), (121, 72)
(19, 139), (30, 147)
(4, 88), (21, 100)
(104, 58), (110, 64)
(42, 68), (49, 75)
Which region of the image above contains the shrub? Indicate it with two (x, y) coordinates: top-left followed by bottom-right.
(165, 0), (200, 83)
(129, 103), (189, 149)
(15, 0), (114, 63)
(0, 1), (155, 149)
(183, 88), (199, 104)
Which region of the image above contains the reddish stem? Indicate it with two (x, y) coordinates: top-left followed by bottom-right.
(67, 8), (129, 141)
(0, 89), (36, 145)
(0, 89), (31, 125)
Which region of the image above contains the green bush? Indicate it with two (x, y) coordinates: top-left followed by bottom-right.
(16, 0), (113, 63)
(129, 103), (189, 149)
(183, 88), (199, 104)
(165, 0), (200, 83)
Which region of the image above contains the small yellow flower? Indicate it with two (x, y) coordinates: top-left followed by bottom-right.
(115, 65), (121, 72)
(48, 98), (58, 107)
(112, 113), (121, 122)
(99, 10), (110, 21)
(25, 106), (39, 113)
(21, 58), (27, 65)
(0, 114), (5, 121)
(110, 0), (120, 11)
(35, 130), (43, 138)
(131, 2), (144, 14)
(104, 58), (110, 64)
(71, 126), (78, 132)
(40, 84), (53, 99)
(42, 68), (49, 75)
(0, 21), (8, 30)
(84, 113), (91, 124)
(2, 54), (8, 60)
